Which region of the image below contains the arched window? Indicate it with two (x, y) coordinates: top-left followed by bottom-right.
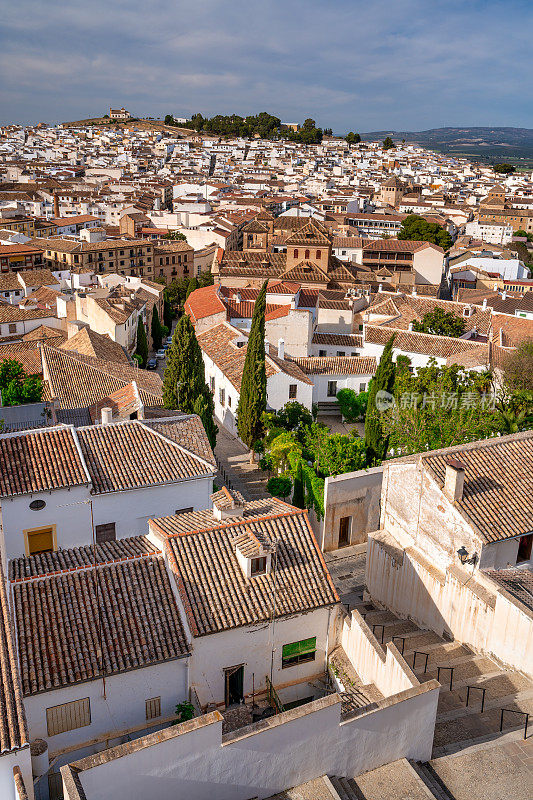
(316, 250), (321, 259)
(305, 249), (310, 259)
(293, 249), (298, 258)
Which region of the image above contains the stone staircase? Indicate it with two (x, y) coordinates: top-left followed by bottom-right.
(329, 757), (452, 799)
(352, 600), (533, 755)
(328, 645), (384, 717)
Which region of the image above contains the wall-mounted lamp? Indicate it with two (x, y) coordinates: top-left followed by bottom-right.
(457, 546), (478, 566)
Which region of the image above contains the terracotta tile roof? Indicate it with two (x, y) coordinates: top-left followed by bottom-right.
(491, 314), (533, 348)
(0, 305), (56, 324)
(142, 415), (215, 466)
(149, 498), (290, 537)
(9, 536), (158, 581)
(184, 285), (226, 323)
(365, 324), (489, 361)
(197, 323), (277, 391)
(265, 304), (290, 321)
(60, 327), (130, 364)
(23, 325), (66, 343)
(89, 382), (141, 423)
(0, 556), (28, 751)
(16, 269), (58, 287)
(0, 343), (44, 376)
(362, 239), (443, 254)
(483, 567), (533, 612)
(12, 552), (189, 695)
(422, 431), (533, 544)
(77, 420), (213, 494)
(0, 427), (88, 498)
(151, 508), (339, 636)
(312, 332), (363, 347)
(292, 356), (376, 376)
(41, 345), (163, 410)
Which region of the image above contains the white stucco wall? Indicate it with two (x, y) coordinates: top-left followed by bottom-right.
(309, 373), (372, 404)
(1, 476), (213, 561)
(0, 748), (34, 800)
(24, 658), (189, 757)
(190, 607), (335, 709)
(68, 683), (439, 800)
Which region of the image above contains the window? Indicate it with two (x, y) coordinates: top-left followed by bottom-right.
(336, 350), (345, 357)
(228, 395), (232, 408)
(95, 522), (116, 544)
(305, 249), (310, 259)
(289, 384), (297, 399)
(46, 698), (91, 736)
(359, 383), (366, 392)
(26, 526), (55, 555)
(8, 323), (17, 334)
(251, 557), (267, 576)
(327, 380), (337, 397)
(145, 697), (161, 720)
(219, 388), (225, 406)
(319, 350), (327, 357)
(316, 249), (321, 259)
(175, 507), (193, 515)
(293, 249), (298, 258)
(282, 637), (316, 668)
(517, 533), (533, 563)
(210, 376), (215, 392)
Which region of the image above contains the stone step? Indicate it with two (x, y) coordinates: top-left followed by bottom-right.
(433, 702), (532, 750)
(405, 642), (470, 666)
(353, 759), (441, 799)
(409, 761), (454, 800)
(341, 683), (384, 716)
(401, 631), (445, 651)
(437, 687), (533, 722)
(328, 775), (363, 800)
(418, 656), (499, 687)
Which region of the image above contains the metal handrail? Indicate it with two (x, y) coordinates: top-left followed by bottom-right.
(391, 636), (406, 655)
(500, 708), (530, 739)
(437, 665), (454, 691)
(412, 651), (429, 673)
(465, 684), (486, 713)
(266, 675), (284, 714)
(372, 623), (385, 644)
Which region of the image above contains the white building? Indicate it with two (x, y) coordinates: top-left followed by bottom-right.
(465, 219), (514, 245)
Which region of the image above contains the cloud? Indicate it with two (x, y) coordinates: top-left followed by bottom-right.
(1, 0), (531, 130)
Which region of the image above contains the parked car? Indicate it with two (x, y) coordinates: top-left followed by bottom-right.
(156, 349), (166, 360)
(146, 358), (158, 370)
(166, 336), (173, 345)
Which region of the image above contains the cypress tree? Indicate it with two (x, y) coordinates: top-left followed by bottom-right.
(163, 297), (173, 330)
(151, 305), (163, 351)
(292, 460), (305, 508)
(135, 317), (148, 368)
(193, 394), (218, 451)
(364, 334), (396, 464)
(186, 276), (198, 298)
(163, 314), (208, 410)
(237, 281), (267, 455)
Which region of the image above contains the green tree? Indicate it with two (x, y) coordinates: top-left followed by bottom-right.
(193, 394), (218, 451)
(237, 281), (267, 454)
(292, 460), (305, 508)
(0, 359), (43, 406)
(165, 277), (189, 313)
(398, 214), (453, 250)
(0, 359), (25, 390)
(151, 305), (163, 351)
(364, 335), (396, 463)
(198, 270), (214, 288)
(502, 339), (533, 391)
(383, 136), (394, 150)
(336, 387), (369, 422)
(163, 230), (187, 241)
(267, 475), (292, 500)
(164, 114), (174, 125)
(494, 163), (515, 174)
(345, 132), (361, 145)
(163, 297), (173, 330)
(186, 276), (198, 298)
(412, 307), (466, 337)
(135, 318), (148, 368)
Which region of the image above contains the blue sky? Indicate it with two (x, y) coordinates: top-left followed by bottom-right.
(1, 0), (531, 131)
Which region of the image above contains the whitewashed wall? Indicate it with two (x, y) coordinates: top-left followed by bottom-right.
(190, 607), (335, 709)
(65, 683), (439, 800)
(0, 748), (34, 800)
(24, 658), (189, 756)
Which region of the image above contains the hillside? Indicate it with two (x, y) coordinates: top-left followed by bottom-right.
(360, 127), (533, 162)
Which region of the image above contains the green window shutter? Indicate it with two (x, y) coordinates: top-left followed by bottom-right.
(282, 637), (316, 659)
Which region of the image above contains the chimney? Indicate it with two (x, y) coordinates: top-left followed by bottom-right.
(408, 322), (413, 331)
(264, 341), (269, 354)
(444, 459), (466, 502)
(53, 193), (60, 218)
(482, 298), (487, 310)
(278, 338), (285, 359)
(101, 407), (113, 425)
(378, 283), (383, 293)
(502, 290), (507, 300)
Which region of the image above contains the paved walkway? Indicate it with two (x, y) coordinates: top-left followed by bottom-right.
(214, 425), (270, 501)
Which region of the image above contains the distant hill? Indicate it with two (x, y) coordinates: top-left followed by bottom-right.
(360, 127), (533, 162)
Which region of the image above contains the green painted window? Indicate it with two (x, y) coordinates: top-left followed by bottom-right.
(282, 637), (317, 668)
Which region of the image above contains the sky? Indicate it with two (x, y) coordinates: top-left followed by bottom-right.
(1, 0), (532, 132)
